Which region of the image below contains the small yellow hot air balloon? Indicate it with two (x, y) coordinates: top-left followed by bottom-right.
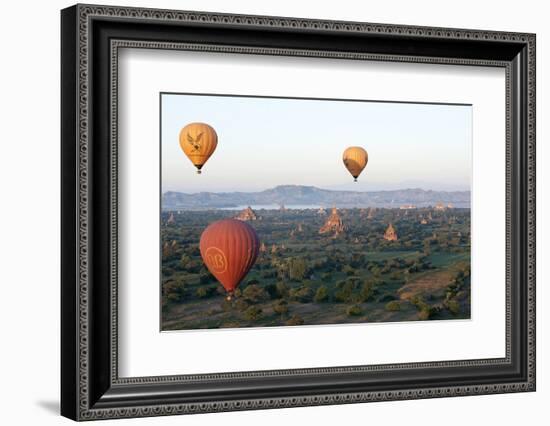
(342, 147), (368, 182)
(179, 122), (218, 174)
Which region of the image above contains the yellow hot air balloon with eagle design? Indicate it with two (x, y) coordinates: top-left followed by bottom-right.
(179, 122), (218, 174)
(342, 146), (368, 182)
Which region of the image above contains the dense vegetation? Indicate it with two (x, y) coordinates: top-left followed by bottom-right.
(161, 207), (471, 330)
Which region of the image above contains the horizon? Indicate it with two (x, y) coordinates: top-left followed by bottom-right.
(161, 94), (472, 193)
(162, 184), (471, 196)
(161, 184), (471, 210)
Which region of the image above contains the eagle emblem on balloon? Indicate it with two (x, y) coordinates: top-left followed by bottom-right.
(187, 132), (203, 152)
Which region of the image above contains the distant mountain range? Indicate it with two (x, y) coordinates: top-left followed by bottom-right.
(162, 185), (470, 209)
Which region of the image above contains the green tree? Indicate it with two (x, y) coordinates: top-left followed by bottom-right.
(343, 265), (356, 276)
(272, 299), (288, 315)
(385, 301), (401, 311)
(199, 271), (215, 284)
(286, 314), (305, 326)
(242, 284), (268, 303)
(346, 304), (363, 316)
(195, 286), (215, 299)
(334, 281), (354, 303)
(288, 257), (309, 281)
(264, 283), (279, 299)
(314, 286), (329, 303)
(162, 280), (186, 307)
(275, 281), (289, 298)
(289, 286), (313, 303)
(359, 280), (375, 302)
(243, 306), (262, 321)
(180, 254), (191, 269)
(445, 299), (461, 315)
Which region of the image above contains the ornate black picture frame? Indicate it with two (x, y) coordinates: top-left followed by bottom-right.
(61, 4), (536, 421)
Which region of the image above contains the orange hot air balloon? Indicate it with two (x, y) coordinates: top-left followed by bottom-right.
(342, 146), (368, 182)
(200, 219), (260, 299)
(179, 122), (218, 174)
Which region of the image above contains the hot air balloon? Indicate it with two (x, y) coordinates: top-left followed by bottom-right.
(342, 146), (368, 182)
(179, 122), (218, 174)
(199, 219), (260, 300)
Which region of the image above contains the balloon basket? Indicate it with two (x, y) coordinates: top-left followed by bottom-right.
(196, 170), (202, 174)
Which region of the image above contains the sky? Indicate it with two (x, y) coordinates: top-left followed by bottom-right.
(161, 93), (472, 193)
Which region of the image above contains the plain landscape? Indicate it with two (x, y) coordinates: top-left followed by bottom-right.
(161, 185), (471, 330)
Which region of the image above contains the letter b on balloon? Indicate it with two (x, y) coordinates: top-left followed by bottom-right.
(204, 246), (228, 274)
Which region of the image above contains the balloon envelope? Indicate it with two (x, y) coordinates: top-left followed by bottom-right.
(179, 122), (218, 173)
(200, 219), (260, 293)
(342, 146), (368, 181)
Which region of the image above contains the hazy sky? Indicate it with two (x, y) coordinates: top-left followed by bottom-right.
(161, 93), (472, 193)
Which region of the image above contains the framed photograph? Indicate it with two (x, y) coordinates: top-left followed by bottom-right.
(61, 4), (536, 421)
(159, 93), (474, 331)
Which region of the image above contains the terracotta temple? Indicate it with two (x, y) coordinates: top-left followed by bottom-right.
(384, 223), (398, 241)
(235, 206), (258, 221)
(319, 207), (346, 235)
